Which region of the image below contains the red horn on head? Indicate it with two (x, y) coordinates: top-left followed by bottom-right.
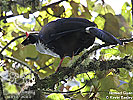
(26, 32), (29, 37)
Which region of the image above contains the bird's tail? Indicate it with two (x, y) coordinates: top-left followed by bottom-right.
(86, 27), (122, 45)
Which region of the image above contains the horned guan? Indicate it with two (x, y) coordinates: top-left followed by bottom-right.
(22, 17), (122, 71)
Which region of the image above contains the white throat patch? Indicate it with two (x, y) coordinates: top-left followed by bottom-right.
(36, 41), (59, 58)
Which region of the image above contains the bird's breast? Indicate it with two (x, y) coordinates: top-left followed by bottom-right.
(36, 40), (60, 58)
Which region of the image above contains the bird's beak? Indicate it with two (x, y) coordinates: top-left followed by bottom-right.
(21, 38), (30, 46)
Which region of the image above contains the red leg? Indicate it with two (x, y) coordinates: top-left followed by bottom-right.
(55, 57), (65, 72)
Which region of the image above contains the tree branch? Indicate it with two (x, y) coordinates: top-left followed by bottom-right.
(0, 0), (68, 21)
(41, 0), (68, 11)
(29, 52), (132, 90)
(3, 56), (32, 72)
(42, 80), (88, 94)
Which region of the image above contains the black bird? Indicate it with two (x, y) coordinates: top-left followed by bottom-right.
(22, 18), (122, 71)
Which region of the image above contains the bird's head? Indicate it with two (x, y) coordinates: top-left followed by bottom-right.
(21, 32), (38, 46)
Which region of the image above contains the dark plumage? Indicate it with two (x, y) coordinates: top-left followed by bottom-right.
(22, 17), (122, 71)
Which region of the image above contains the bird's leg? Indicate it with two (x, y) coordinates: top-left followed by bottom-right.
(71, 51), (75, 60)
(55, 57), (65, 72)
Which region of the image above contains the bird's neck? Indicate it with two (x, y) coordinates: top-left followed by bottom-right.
(36, 40), (60, 58)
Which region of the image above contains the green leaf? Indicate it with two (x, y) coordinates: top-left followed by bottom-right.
(119, 68), (130, 79)
(100, 48), (120, 60)
(80, 5), (92, 19)
(17, 5), (29, 14)
(46, 93), (64, 100)
(73, 0), (80, 3)
(0, 66), (4, 71)
(23, 12), (29, 19)
(75, 72), (95, 96)
(94, 15), (105, 29)
(13, 45), (38, 61)
(103, 13), (120, 37)
(105, 5), (115, 15)
(94, 4), (115, 15)
(76, 72), (95, 82)
(100, 48), (120, 56)
(86, 0), (95, 11)
(63, 2), (72, 18)
(11, 3), (19, 15)
(119, 42), (133, 56)
(52, 5), (65, 17)
(99, 75), (120, 98)
(121, 2), (132, 25)
(129, 78), (133, 91)
(39, 11), (48, 19)
(70, 85), (79, 91)
(116, 15), (132, 38)
(0, 6), (1, 16)
(5, 84), (18, 94)
(70, 1), (79, 17)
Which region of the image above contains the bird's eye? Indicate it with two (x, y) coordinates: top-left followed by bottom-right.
(27, 38), (30, 40)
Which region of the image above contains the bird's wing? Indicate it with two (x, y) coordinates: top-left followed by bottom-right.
(50, 26), (122, 45)
(86, 27), (122, 45)
(46, 28), (85, 44)
(39, 19), (94, 44)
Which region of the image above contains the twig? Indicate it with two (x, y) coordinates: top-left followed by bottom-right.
(33, 15), (43, 27)
(0, 15), (14, 21)
(41, 0), (68, 11)
(121, 38), (133, 43)
(16, 63), (53, 84)
(36, 63), (54, 72)
(14, 21), (27, 32)
(3, 55), (39, 79)
(4, 56), (32, 72)
(0, 0), (67, 21)
(0, 32), (39, 55)
(131, 0), (133, 26)
(0, 35), (26, 54)
(0, 79), (5, 100)
(42, 80), (88, 94)
(101, 0), (105, 5)
(45, 9), (60, 18)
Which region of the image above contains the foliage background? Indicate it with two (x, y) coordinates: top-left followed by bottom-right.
(0, 0), (133, 100)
